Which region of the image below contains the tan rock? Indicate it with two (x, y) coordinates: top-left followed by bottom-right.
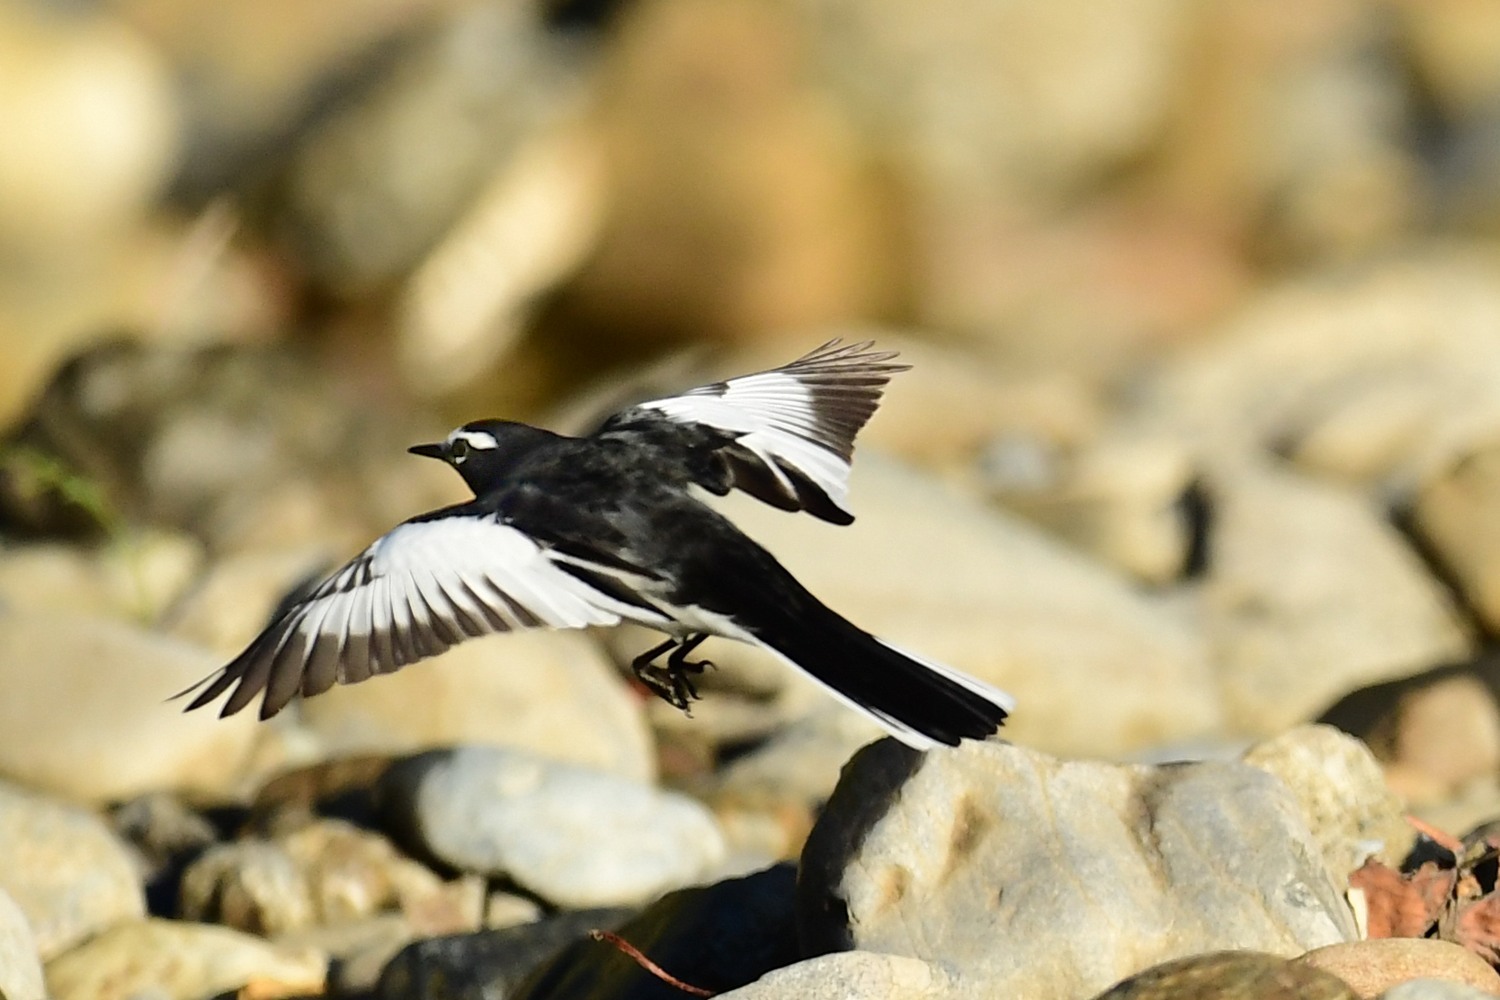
(181, 819), (481, 937)
(1395, 0), (1500, 115)
(1391, 674), (1500, 800)
(0, 5), (177, 252)
(1006, 432), (1198, 584)
(0, 532), (203, 624)
(296, 630), (655, 782)
(0, 781), (144, 960)
(0, 888), (44, 1000)
(280, 2), (575, 298)
(582, 0), (902, 345)
(44, 919), (325, 1000)
(1414, 444), (1500, 634)
(1134, 250), (1500, 493)
(1297, 939), (1500, 999)
(1201, 458), (1470, 734)
(1243, 725), (1413, 878)
(1093, 950), (1355, 1000)
(791, 0), (1193, 196)
(0, 612), (261, 803)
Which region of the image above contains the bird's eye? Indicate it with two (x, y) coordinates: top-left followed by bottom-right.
(450, 439), (470, 463)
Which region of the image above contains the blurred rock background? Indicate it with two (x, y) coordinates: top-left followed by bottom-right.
(8, 0), (1500, 997)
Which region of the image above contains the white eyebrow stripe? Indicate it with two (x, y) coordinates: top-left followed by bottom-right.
(448, 429), (500, 449)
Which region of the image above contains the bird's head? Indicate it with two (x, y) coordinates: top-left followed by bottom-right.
(408, 419), (553, 494)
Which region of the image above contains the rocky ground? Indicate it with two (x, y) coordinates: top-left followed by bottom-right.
(8, 0), (1500, 998)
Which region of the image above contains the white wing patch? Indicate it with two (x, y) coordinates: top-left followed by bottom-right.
(182, 514), (662, 719)
(637, 339), (906, 523)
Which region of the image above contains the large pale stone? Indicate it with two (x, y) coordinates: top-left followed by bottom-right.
(381, 746), (725, 909)
(1200, 458), (1469, 733)
(798, 739), (1357, 1000)
(0, 611), (261, 803)
(44, 919), (325, 1000)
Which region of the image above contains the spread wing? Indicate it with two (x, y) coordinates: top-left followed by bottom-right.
(608, 339), (907, 525)
(176, 509), (668, 720)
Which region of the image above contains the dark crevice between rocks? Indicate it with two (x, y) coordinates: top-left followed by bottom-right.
(1175, 476), (1213, 581)
(541, 0), (636, 34)
(508, 864), (798, 1000)
(1387, 498), (1493, 640)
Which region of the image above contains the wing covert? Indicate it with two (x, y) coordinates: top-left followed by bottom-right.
(624, 339), (906, 524)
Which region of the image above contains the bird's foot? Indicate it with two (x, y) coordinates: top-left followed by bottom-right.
(666, 639), (714, 676)
(638, 666), (696, 711)
(630, 634), (712, 714)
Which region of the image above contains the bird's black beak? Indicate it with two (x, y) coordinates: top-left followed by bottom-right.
(407, 442), (447, 461)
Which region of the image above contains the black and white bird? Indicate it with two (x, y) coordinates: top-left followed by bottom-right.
(178, 340), (1013, 748)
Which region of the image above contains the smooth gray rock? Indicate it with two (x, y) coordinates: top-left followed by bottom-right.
(0, 780), (144, 960)
(0, 887), (45, 1000)
(714, 952), (954, 1000)
(1379, 981), (1500, 1000)
(798, 739), (1358, 1000)
(381, 747), (726, 908)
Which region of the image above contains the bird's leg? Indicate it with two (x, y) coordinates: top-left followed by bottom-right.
(667, 633), (713, 674)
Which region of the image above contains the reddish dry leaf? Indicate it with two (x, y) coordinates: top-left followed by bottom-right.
(1414, 862), (1463, 918)
(1350, 858), (1454, 938)
(1452, 892), (1500, 966)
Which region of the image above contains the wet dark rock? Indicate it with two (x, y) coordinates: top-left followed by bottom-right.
(109, 792), (219, 918)
(251, 755), (397, 832)
(375, 907), (633, 1000)
(513, 864), (799, 1000)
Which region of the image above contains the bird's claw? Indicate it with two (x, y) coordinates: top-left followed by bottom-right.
(630, 635), (713, 715)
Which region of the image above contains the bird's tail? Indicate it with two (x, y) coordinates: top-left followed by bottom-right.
(755, 605), (1013, 749)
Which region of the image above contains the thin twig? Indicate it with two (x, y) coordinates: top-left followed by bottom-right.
(1407, 815), (1465, 857)
(588, 929), (715, 997)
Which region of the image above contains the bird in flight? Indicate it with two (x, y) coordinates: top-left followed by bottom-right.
(178, 340), (1013, 748)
